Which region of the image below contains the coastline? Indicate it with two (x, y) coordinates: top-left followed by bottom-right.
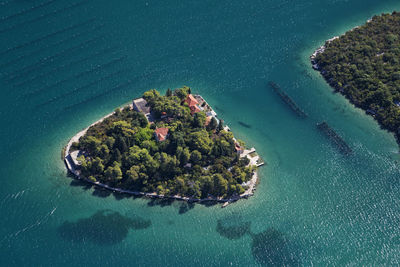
(310, 18), (400, 149)
(310, 18), (372, 69)
(63, 99), (261, 206)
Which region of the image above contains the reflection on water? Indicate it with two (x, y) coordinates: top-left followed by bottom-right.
(58, 210), (151, 245)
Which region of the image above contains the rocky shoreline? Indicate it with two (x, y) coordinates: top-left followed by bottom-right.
(63, 101), (261, 207)
(310, 18), (400, 148)
(310, 18), (374, 91)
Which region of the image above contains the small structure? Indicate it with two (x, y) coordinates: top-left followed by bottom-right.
(69, 150), (85, 169)
(184, 163), (192, 169)
(205, 116), (212, 126)
(154, 127), (169, 142)
(366, 109), (377, 116)
(235, 143), (244, 155)
(161, 111), (168, 119)
(206, 110), (217, 118)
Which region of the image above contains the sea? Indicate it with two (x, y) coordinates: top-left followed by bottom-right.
(1, 0), (400, 266)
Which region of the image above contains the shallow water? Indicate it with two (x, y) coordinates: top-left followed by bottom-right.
(1, 0), (400, 265)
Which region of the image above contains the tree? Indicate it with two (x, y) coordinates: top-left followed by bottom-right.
(156, 185), (165, 195)
(92, 157), (105, 174)
(126, 165), (140, 182)
(175, 86), (190, 100)
(208, 117), (218, 130)
(131, 111), (148, 128)
(98, 144), (110, 159)
(188, 130), (212, 154)
(141, 140), (158, 154)
(134, 127), (153, 144)
(159, 152), (178, 178)
(169, 131), (185, 153)
(199, 175), (213, 197)
(193, 112), (206, 128)
(217, 119), (224, 133)
(143, 89), (160, 104)
(105, 137), (115, 149)
(190, 150), (202, 163)
(213, 174), (228, 196)
(175, 176), (187, 194)
(166, 88), (172, 97)
(180, 147), (190, 165)
(80, 136), (101, 154)
(115, 136), (128, 153)
(105, 161), (123, 181)
(111, 148), (122, 163)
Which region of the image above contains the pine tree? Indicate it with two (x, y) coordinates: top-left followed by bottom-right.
(217, 119), (224, 133)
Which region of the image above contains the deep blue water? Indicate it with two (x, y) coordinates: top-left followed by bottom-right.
(1, 0), (400, 266)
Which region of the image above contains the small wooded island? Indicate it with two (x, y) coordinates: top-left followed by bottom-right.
(64, 87), (263, 204)
(311, 11), (400, 146)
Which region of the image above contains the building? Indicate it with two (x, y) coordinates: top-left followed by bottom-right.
(154, 127), (169, 142)
(185, 94), (201, 115)
(133, 98), (153, 122)
(235, 143), (244, 155)
(185, 94), (199, 107)
(133, 98), (150, 114)
(189, 105), (201, 115)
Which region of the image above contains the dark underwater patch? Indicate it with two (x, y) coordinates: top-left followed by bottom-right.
(238, 121), (252, 128)
(216, 215), (251, 240)
(251, 228), (298, 266)
(58, 210), (151, 245)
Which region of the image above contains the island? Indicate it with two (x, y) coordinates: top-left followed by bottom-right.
(64, 86), (264, 205)
(311, 11), (400, 146)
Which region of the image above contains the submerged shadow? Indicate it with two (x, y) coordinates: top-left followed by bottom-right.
(250, 228), (299, 266)
(238, 121), (252, 128)
(92, 188), (112, 198)
(216, 215), (251, 240)
(147, 198), (174, 207)
(178, 202), (195, 214)
(201, 200), (218, 207)
(215, 217), (300, 265)
(112, 191), (136, 201)
(58, 210), (151, 245)
(69, 179), (93, 191)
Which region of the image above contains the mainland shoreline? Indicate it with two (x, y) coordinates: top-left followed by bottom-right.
(310, 17), (400, 148)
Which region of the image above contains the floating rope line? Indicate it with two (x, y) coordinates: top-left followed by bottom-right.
(0, 18), (96, 56)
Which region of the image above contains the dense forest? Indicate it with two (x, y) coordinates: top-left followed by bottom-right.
(72, 87), (254, 199)
(313, 11), (400, 143)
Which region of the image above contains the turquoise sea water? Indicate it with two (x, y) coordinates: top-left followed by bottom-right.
(1, 0), (400, 265)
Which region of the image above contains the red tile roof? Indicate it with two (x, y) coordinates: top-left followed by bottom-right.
(235, 144), (243, 151)
(185, 94), (199, 107)
(205, 116), (212, 126)
(190, 105), (201, 115)
(154, 127), (169, 141)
